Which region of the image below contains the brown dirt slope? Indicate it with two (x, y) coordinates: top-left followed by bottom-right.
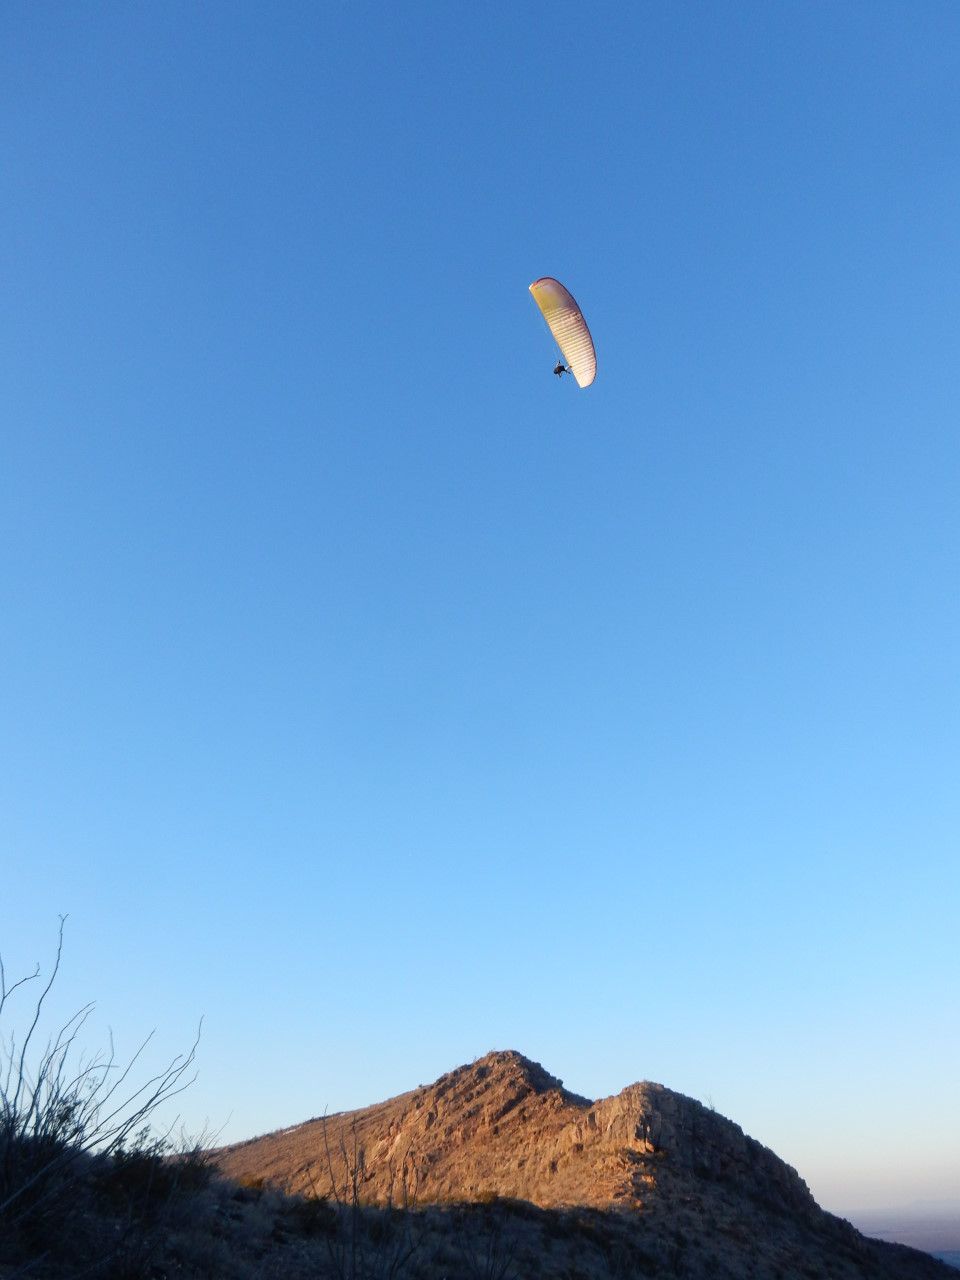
(212, 1049), (952, 1279)
(215, 1049), (810, 1213)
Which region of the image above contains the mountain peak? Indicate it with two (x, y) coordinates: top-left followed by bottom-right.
(215, 1051), (813, 1214)
(212, 1052), (953, 1279)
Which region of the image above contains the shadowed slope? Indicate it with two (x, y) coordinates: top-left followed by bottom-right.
(214, 1049), (812, 1214)
(211, 1050), (953, 1279)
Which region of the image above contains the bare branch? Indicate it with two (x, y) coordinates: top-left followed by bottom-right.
(11, 915), (67, 1119)
(0, 919), (204, 1251)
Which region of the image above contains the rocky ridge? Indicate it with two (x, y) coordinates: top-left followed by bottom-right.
(217, 1050), (813, 1216)
(210, 1049), (952, 1279)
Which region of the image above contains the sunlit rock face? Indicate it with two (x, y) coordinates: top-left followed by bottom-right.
(212, 1050), (954, 1280)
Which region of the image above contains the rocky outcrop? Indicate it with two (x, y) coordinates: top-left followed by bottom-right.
(214, 1049), (816, 1218)
(211, 1051), (954, 1280)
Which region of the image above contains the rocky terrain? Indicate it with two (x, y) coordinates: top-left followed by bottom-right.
(205, 1049), (953, 1279)
(6, 1047), (949, 1278)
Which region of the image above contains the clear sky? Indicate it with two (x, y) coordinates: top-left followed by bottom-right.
(2, 1), (958, 1218)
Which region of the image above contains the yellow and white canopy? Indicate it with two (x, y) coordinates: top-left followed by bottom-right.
(529, 277), (597, 388)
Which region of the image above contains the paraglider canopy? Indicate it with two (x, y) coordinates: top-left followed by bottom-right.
(529, 277), (596, 388)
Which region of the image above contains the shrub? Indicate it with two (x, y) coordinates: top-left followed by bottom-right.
(0, 917), (203, 1274)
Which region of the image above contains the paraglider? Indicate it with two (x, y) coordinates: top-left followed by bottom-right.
(529, 277), (596, 388)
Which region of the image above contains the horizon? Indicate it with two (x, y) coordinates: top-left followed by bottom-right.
(2, 0), (958, 1229)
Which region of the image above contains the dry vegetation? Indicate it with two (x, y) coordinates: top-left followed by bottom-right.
(1, 926), (953, 1279)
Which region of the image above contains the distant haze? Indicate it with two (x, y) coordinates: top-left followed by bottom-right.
(846, 1204), (960, 1256)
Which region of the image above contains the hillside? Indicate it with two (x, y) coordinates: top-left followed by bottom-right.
(209, 1049), (952, 1279)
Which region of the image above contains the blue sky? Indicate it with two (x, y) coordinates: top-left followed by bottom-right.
(2, 2), (958, 1216)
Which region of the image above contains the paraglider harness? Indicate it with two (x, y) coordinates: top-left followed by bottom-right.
(554, 361), (572, 378)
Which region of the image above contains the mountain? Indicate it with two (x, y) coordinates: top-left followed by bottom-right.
(211, 1049), (952, 1278)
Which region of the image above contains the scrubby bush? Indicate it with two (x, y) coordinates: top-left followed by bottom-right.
(0, 917), (204, 1275)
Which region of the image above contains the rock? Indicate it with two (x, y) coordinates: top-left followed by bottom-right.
(211, 1050), (955, 1279)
